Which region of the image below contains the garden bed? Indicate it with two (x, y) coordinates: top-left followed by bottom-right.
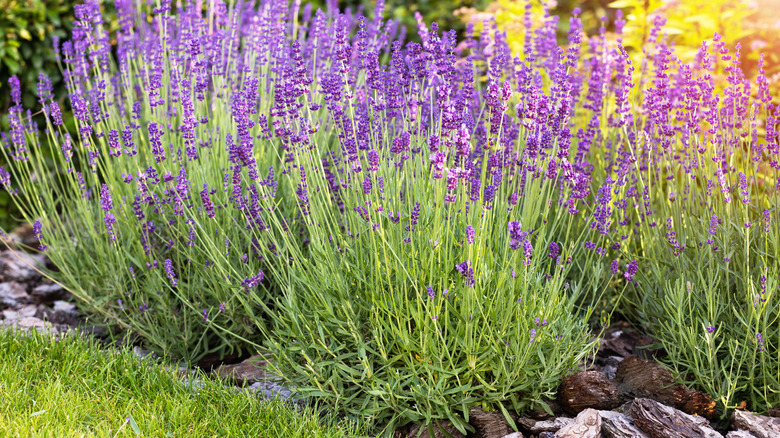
(2, 230), (778, 437)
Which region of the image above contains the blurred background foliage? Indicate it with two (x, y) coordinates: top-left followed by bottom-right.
(0, 0), (778, 232)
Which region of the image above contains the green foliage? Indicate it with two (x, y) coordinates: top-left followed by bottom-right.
(0, 328), (363, 437)
(0, 0), (74, 111)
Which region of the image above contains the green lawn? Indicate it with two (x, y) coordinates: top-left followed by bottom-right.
(0, 328), (363, 437)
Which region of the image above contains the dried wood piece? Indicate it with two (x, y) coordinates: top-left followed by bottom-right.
(599, 410), (651, 438)
(725, 431), (757, 438)
(554, 408), (601, 438)
(516, 417), (573, 433)
(615, 355), (716, 419)
(731, 410), (780, 438)
(558, 371), (620, 414)
(629, 398), (723, 438)
(469, 407), (510, 438)
(214, 355), (269, 385)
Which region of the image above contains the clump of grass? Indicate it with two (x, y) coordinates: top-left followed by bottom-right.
(0, 328), (363, 437)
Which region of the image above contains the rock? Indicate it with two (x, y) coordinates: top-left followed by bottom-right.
(628, 398), (722, 438)
(516, 417), (573, 433)
(731, 410), (780, 438)
(214, 355), (268, 386)
(500, 433), (524, 438)
(404, 420), (467, 438)
(615, 355), (717, 419)
(599, 410), (651, 438)
(31, 283), (67, 302)
(44, 301), (80, 326)
(2, 316), (58, 335)
(554, 408), (600, 438)
(468, 407), (509, 438)
(557, 371), (619, 414)
(3, 304), (38, 320)
(767, 406), (780, 418)
(538, 433), (555, 438)
(53, 300), (77, 314)
(0, 281), (28, 306)
(133, 346), (156, 360)
(0, 251), (44, 282)
(725, 431), (757, 438)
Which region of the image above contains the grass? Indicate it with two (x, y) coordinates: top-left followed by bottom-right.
(0, 328), (363, 437)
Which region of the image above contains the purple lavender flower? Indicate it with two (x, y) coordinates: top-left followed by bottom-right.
(456, 260), (475, 286)
(49, 102), (63, 126)
(100, 184), (113, 212)
(757, 333), (765, 352)
(164, 259), (177, 287)
(466, 225), (475, 244)
(202, 309), (208, 322)
(610, 260), (619, 275)
(529, 328), (536, 344)
(706, 326), (716, 334)
(548, 242), (560, 259)
(200, 184), (215, 218)
(427, 286), (435, 301)
(32, 220), (46, 250)
(149, 122), (165, 163)
(624, 260), (638, 282)
(104, 213), (116, 243)
(219, 302), (226, 313)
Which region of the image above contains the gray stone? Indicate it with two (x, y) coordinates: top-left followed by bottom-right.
(3, 304), (38, 320)
(500, 433), (524, 438)
(52, 300), (77, 314)
(2, 316), (58, 335)
(0, 281), (28, 306)
(32, 283), (67, 302)
(0, 251), (44, 282)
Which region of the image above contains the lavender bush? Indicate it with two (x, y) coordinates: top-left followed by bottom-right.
(568, 13), (780, 416)
(259, 8), (624, 432)
(601, 24), (780, 415)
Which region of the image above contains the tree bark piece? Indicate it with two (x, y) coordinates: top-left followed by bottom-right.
(599, 410), (651, 438)
(731, 410), (780, 438)
(214, 355), (269, 385)
(615, 355), (716, 419)
(516, 417), (572, 434)
(554, 408), (601, 438)
(558, 371), (620, 414)
(469, 407), (509, 438)
(725, 431), (757, 438)
(629, 398), (723, 438)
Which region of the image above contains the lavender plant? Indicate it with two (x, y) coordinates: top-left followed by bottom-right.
(0, 0), (314, 361)
(258, 8), (625, 434)
(590, 19), (780, 416)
